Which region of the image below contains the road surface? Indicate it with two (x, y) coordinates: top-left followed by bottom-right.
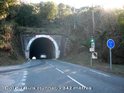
(0, 59), (124, 93)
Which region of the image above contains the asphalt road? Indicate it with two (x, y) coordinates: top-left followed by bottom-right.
(0, 59), (124, 93)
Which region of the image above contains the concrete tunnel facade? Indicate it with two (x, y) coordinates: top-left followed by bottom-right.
(26, 35), (60, 59)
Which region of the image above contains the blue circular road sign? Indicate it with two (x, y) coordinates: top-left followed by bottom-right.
(107, 39), (115, 49)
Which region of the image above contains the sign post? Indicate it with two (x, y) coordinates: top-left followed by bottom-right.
(89, 37), (97, 66)
(107, 39), (115, 70)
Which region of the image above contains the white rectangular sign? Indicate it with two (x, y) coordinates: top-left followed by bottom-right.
(92, 52), (98, 59)
(89, 48), (95, 52)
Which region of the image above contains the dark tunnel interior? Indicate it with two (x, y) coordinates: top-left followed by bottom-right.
(29, 38), (55, 59)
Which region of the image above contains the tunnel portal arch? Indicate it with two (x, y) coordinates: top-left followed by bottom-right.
(26, 35), (60, 59)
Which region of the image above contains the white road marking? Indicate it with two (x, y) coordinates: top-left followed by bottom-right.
(21, 82), (25, 86)
(21, 70), (28, 85)
(21, 78), (26, 82)
(14, 70), (28, 92)
(90, 70), (110, 77)
(72, 71), (76, 74)
(23, 71), (28, 76)
(23, 75), (27, 78)
(64, 69), (70, 72)
(56, 68), (64, 74)
(49, 64), (54, 67)
(67, 75), (87, 88)
(42, 66), (52, 70)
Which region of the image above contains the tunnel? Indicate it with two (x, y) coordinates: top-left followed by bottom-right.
(29, 38), (56, 59)
(26, 35), (60, 59)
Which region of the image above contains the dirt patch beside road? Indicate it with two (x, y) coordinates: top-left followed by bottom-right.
(62, 51), (124, 77)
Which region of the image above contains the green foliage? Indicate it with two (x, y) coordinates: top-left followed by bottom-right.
(0, 40), (5, 48)
(37, 1), (57, 25)
(1, 1), (124, 64)
(0, 23), (12, 51)
(0, 0), (8, 19)
(15, 4), (39, 27)
(44, 2), (57, 20)
(116, 9), (124, 44)
(15, 2), (57, 27)
(0, 0), (17, 19)
(58, 3), (72, 18)
(118, 9), (124, 32)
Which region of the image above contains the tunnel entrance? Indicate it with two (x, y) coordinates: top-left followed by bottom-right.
(26, 35), (60, 59)
(29, 38), (55, 59)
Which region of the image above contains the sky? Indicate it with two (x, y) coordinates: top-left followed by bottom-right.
(21, 0), (124, 9)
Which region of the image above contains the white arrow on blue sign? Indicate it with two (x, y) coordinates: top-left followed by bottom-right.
(107, 39), (115, 49)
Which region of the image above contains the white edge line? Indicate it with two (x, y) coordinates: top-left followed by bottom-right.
(56, 68), (64, 74)
(90, 70), (110, 77)
(67, 75), (86, 88)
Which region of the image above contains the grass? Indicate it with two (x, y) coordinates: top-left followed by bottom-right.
(0, 51), (25, 66)
(62, 50), (124, 77)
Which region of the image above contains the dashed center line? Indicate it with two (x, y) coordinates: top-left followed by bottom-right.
(55, 67), (89, 89)
(49, 63), (64, 74)
(56, 68), (64, 74)
(48, 63), (54, 68)
(67, 75), (87, 88)
(49, 63), (90, 89)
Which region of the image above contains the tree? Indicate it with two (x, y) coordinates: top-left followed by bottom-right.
(0, 0), (18, 20)
(15, 4), (39, 27)
(58, 3), (72, 18)
(38, 2), (57, 21)
(45, 2), (57, 20)
(118, 9), (124, 35)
